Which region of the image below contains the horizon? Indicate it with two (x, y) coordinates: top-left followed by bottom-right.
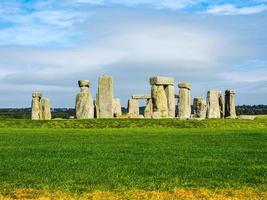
(0, 0), (267, 108)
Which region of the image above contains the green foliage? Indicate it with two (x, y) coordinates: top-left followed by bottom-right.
(0, 126), (266, 194)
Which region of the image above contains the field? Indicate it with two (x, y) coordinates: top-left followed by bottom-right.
(0, 117), (267, 199)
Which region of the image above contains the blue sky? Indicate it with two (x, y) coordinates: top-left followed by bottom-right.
(0, 0), (267, 107)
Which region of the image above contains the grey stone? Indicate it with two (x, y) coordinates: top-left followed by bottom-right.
(219, 93), (225, 118)
(177, 82), (191, 119)
(150, 76), (174, 85)
(40, 98), (51, 120)
(127, 99), (139, 118)
(132, 94), (151, 99)
(144, 98), (153, 118)
(31, 92), (42, 120)
(178, 82), (191, 90)
(151, 85), (168, 118)
(165, 85), (175, 118)
(98, 75), (114, 118)
(238, 115), (255, 120)
(75, 80), (94, 119)
(113, 98), (122, 117)
(193, 97), (207, 119)
(207, 90), (221, 119)
(225, 89), (237, 119)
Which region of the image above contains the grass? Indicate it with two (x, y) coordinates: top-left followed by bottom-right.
(0, 121), (266, 199)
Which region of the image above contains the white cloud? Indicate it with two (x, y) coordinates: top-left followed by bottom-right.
(206, 4), (267, 15)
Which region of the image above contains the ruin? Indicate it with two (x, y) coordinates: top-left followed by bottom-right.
(193, 97), (207, 119)
(177, 82), (191, 119)
(30, 75), (239, 121)
(97, 75), (114, 118)
(113, 98), (122, 117)
(31, 93), (51, 120)
(225, 89), (236, 118)
(150, 76), (175, 118)
(40, 98), (51, 120)
(31, 93), (42, 120)
(75, 80), (94, 119)
(127, 99), (139, 118)
(207, 90), (221, 119)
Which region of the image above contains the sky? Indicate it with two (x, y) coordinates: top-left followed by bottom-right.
(0, 0), (266, 108)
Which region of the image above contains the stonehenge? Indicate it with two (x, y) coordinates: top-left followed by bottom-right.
(30, 75), (238, 120)
(75, 80), (94, 119)
(177, 82), (191, 119)
(150, 76), (175, 118)
(225, 89), (236, 118)
(193, 97), (207, 119)
(31, 93), (51, 120)
(127, 94), (152, 118)
(97, 75), (114, 118)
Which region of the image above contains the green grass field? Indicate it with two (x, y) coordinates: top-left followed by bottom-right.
(0, 117), (266, 199)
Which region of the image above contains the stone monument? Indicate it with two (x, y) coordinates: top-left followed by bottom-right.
(75, 80), (94, 119)
(177, 82), (191, 119)
(225, 89), (236, 118)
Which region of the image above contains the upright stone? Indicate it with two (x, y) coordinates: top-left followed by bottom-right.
(177, 82), (191, 119)
(98, 75), (114, 118)
(75, 80), (94, 119)
(165, 85), (175, 118)
(207, 90), (221, 119)
(127, 99), (139, 117)
(40, 98), (51, 120)
(151, 85), (168, 118)
(219, 93), (225, 118)
(225, 89), (236, 118)
(193, 97), (207, 119)
(113, 98), (122, 117)
(31, 93), (42, 120)
(144, 98), (153, 118)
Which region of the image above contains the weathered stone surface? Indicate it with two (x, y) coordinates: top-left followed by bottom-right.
(150, 76), (174, 85)
(207, 90), (221, 119)
(225, 89), (236, 119)
(113, 98), (122, 117)
(177, 82), (191, 119)
(127, 99), (139, 118)
(98, 75), (114, 118)
(178, 82), (191, 90)
(144, 98), (153, 118)
(132, 94), (151, 99)
(75, 80), (94, 119)
(238, 115), (255, 120)
(219, 93), (225, 118)
(31, 92), (42, 120)
(151, 85), (168, 118)
(40, 98), (51, 120)
(193, 97), (207, 119)
(165, 85), (175, 118)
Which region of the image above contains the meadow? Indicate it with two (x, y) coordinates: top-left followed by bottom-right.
(0, 117), (266, 199)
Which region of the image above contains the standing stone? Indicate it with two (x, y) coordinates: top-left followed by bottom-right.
(40, 98), (51, 120)
(193, 97), (207, 119)
(165, 85), (175, 118)
(151, 85), (168, 118)
(225, 89), (237, 118)
(98, 75), (114, 118)
(75, 80), (94, 119)
(177, 82), (191, 119)
(144, 98), (153, 118)
(207, 90), (221, 119)
(127, 99), (139, 117)
(219, 93), (225, 118)
(31, 93), (42, 120)
(113, 98), (122, 117)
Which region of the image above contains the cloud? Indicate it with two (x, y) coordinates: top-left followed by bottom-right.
(206, 4), (267, 15)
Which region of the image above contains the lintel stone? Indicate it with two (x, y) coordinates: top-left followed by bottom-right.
(132, 94), (151, 99)
(178, 82), (191, 90)
(150, 76), (174, 85)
